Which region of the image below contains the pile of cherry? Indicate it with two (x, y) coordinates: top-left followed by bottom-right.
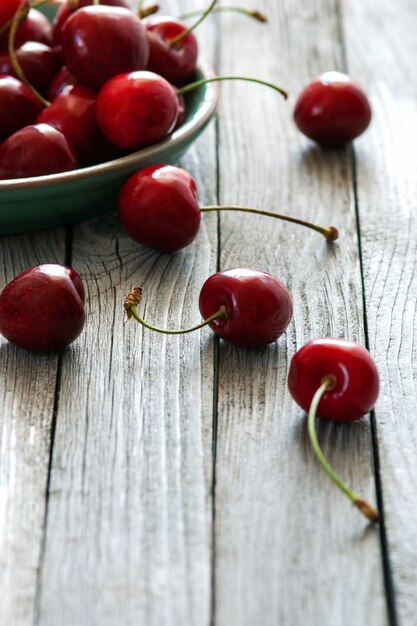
(0, 0), (379, 523)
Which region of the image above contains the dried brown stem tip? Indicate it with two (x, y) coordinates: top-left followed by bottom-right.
(124, 286), (143, 319)
(354, 498), (380, 523)
(139, 3), (160, 18)
(326, 226), (339, 241)
(251, 10), (267, 22)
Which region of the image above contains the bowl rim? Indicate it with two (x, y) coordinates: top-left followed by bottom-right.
(0, 60), (219, 191)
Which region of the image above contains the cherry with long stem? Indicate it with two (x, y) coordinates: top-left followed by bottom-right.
(124, 286), (227, 334)
(308, 376), (379, 523)
(179, 5), (267, 23)
(169, 0), (217, 47)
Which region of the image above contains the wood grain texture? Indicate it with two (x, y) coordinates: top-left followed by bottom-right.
(36, 2), (218, 624)
(0, 231), (65, 626)
(344, 0), (417, 623)
(213, 0), (386, 624)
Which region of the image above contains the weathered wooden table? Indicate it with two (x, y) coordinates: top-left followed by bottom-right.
(1, 0), (416, 624)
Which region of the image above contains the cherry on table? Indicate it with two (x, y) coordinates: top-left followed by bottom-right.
(118, 164), (338, 253)
(0, 74), (43, 142)
(288, 338), (379, 423)
(0, 123), (79, 180)
(0, 264), (86, 352)
(61, 6), (149, 89)
(293, 71), (372, 146)
(124, 268), (293, 348)
(288, 338), (380, 522)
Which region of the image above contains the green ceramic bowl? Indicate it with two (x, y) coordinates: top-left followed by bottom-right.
(0, 61), (218, 235)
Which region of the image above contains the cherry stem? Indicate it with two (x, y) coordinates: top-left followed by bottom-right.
(169, 0), (217, 47)
(308, 377), (379, 523)
(138, 3), (159, 18)
(124, 286), (227, 335)
(177, 75), (288, 100)
(8, 0), (50, 107)
(201, 206), (338, 241)
(179, 6), (267, 23)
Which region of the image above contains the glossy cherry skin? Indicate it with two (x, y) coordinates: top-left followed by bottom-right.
(294, 71), (372, 146)
(0, 8), (53, 50)
(47, 66), (79, 101)
(145, 17), (198, 86)
(0, 0), (21, 30)
(174, 92), (187, 129)
(0, 264), (85, 352)
(0, 123), (79, 180)
(36, 85), (107, 164)
(0, 42), (60, 95)
(61, 6), (149, 90)
(53, 0), (130, 47)
(118, 165), (200, 252)
(198, 269), (293, 348)
(96, 71), (179, 149)
(0, 74), (43, 141)
(288, 338), (380, 422)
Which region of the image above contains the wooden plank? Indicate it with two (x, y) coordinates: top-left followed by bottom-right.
(37, 2), (218, 624)
(0, 231), (65, 626)
(344, 0), (417, 622)
(213, 1), (387, 624)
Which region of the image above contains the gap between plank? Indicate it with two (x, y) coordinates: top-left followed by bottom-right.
(34, 225), (74, 626)
(210, 12), (222, 622)
(335, 1), (399, 623)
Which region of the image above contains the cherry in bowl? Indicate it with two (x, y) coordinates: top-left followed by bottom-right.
(124, 268), (293, 349)
(294, 71), (372, 146)
(0, 263), (86, 351)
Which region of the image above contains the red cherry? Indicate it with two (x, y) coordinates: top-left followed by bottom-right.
(0, 8), (53, 50)
(0, 0), (21, 29)
(118, 164), (338, 252)
(174, 91), (187, 128)
(0, 264), (85, 351)
(287, 338), (380, 522)
(53, 0), (130, 47)
(47, 65), (79, 101)
(0, 123), (79, 180)
(288, 338), (380, 422)
(36, 84), (108, 164)
(61, 6), (149, 89)
(96, 71), (179, 149)
(198, 269), (293, 348)
(0, 74), (43, 141)
(124, 268), (293, 349)
(145, 17), (198, 86)
(294, 71), (372, 146)
(118, 165), (200, 252)
(0, 42), (60, 95)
